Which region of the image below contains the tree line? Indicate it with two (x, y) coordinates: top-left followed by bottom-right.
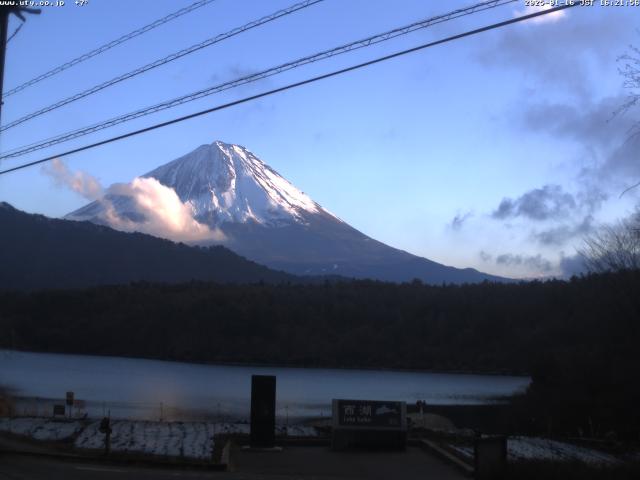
(1, 270), (639, 437)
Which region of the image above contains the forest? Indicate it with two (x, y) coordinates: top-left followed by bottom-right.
(1, 269), (639, 438)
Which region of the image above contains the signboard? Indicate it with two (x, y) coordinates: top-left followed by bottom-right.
(53, 404), (65, 416)
(66, 391), (74, 406)
(334, 399), (405, 429)
(331, 399), (407, 450)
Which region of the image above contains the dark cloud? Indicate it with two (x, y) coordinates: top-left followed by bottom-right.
(211, 64), (257, 83)
(521, 96), (634, 150)
(496, 93), (637, 252)
(558, 253), (587, 278)
(491, 179), (608, 247)
(594, 137), (640, 190)
(576, 188), (609, 215)
(209, 64), (274, 92)
(479, 250), (492, 262)
(532, 215), (595, 246)
(485, 17), (639, 191)
(520, 96), (640, 190)
(450, 211), (473, 231)
(484, 250), (588, 277)
(495, 253), (553, 273)
(492, 184), (577, 221)
(476, 11), (632, 98)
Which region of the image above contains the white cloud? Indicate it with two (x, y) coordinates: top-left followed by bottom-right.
(514, 4), (567, 24)
(44, 159), (224, 244)
(43, 158), (103, 200)
(103, 177), (224, 243)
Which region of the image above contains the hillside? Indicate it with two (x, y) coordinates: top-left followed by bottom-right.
(68, 141), (508, 284)
(0, 202), (295, 290)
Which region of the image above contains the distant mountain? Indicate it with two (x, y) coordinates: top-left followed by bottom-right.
(0, 202), (295, 290)
(68, 141), (508, 284)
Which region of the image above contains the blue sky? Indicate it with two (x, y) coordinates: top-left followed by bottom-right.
(0, 0), (638, 278)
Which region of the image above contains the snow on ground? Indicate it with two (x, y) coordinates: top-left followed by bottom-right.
(449, 436), (620, 465)
(1, 416), (319, 461)
(0, 417), (83, 441)
(0, 416), (622, 465)
(75, 421), (239, 459)
(73, 420), (317, 460)
(279, 425), (318, 437)
(450, 444), (473, 459)
(507, 436), (619, 465)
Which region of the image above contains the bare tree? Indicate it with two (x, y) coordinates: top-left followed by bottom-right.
(617, 42), (640, 197)
(617, 43), (640, 121)
(579, 209), (640, 273)
(588, 44), (640, 271)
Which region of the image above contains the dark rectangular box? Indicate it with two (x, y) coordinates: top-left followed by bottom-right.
(250, 375), (276, 448)
(474, 435), (507, 480)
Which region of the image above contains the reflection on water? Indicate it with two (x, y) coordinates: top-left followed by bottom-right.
(0, 350), (529, 421)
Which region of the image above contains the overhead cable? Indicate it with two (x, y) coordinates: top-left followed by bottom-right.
(0, 3), (579, 177)
(0, 0), (323, 132)
(2, 0), (219, 99)
(0, 0), (516, 158)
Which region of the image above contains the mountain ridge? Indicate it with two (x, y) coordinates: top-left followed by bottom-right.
(0, 201), (297, 291)
(67, 140), (509, 284)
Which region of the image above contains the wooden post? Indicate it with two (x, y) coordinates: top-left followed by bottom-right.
(0, 7), (9, 126)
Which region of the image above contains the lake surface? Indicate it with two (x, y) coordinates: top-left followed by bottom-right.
(0, 350), (529, 421)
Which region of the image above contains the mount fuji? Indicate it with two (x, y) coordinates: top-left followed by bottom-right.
(67, 141), (506, 284)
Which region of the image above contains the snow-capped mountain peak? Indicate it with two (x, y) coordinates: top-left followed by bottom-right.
(65, 140), (506, 284)
(143, 140), (327, 227)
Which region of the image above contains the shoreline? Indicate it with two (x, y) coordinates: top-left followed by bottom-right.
(0, 348), (531, 379)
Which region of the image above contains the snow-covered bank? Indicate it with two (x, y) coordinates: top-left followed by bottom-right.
(0, 417), (83, 441)
(0, 417), (318, 461)
(450, 436), (621, 465)
(74, 420), (225, 460)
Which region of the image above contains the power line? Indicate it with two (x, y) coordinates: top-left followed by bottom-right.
(0, 0), (516, 159)
(0, 3), (579, 177)
(0, 0), (323, 133)
(2, 0), (219, 100)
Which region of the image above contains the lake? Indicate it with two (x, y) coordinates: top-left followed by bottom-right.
(0, 349), (529, 421)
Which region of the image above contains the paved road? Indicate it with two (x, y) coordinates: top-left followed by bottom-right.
(234, 446), (467, 480)
(1, 447), (467, 479)
(0, 454), (229, 480)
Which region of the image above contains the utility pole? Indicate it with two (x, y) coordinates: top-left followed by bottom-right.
(0, 5), (41, 126)
(0, 7), (10, 125)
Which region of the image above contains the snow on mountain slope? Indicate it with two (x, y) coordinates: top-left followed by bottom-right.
(67, 140), (507, 284)
(143, 141), (331, 227)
